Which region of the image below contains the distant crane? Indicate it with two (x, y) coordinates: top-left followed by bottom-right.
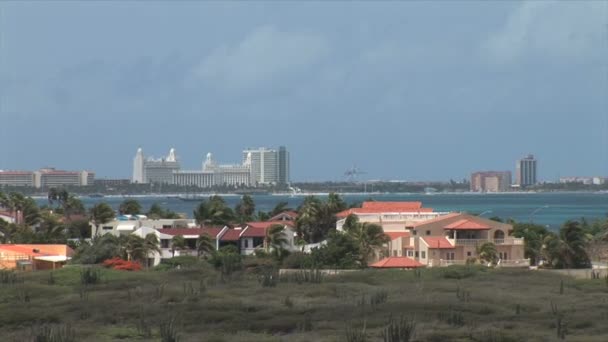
(344, 165), (367, 182)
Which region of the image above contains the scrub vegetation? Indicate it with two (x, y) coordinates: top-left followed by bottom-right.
(1, 264), (607, 341)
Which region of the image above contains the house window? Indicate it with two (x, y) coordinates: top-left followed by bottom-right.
(467, 251), (472, 257)
(415, 251), (419, 258)
(446, 252), (455, 260)
(408, 250), (413, 257)
(161, 239), (169, 248)
(421, 251), (426, 259)
(412, 230), (417, 235)
(426, 230), (431, 236)
(244, 239), (249, 248)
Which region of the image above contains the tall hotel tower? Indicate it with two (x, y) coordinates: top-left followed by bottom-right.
(515, 154), (537, 187)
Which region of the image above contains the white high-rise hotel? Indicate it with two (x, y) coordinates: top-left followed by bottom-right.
(132, 146), (289, 187)
(243, 146), (290, 185)
(132, 148), (180, 184)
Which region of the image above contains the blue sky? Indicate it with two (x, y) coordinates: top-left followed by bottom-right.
(0, 1), (606, 181)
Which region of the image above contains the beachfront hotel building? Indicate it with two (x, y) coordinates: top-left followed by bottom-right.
(470, 171), (512, 192)
(243, 146), (290, 185)
(0, 168), (94, 188)
(336, 201), (527, 268)
(173, 152), (252, 188)
(516, 154), (537, 187)
(0, 171), (35, 187)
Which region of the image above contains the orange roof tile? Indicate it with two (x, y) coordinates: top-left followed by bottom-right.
(421, 237), (454, 249)
(385, 232), (410, 240)
(220, 228), (243, 241)
(370, 257), (425, 268)
(336, 202), (434, 218)
(0, 244), (73, 257)
(269, 211), (298, 221)
(444, 219), (491, 230)
(241, 226), (266, 238)
(157, 228), (223, 238)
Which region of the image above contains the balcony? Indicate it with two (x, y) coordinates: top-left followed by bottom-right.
(447, 237), (524, 246)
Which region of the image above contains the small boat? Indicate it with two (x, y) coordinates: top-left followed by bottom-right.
(177, 194), (208, 202)
(88, 193), (105, 198)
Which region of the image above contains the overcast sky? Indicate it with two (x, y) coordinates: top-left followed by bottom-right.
(0, 1), (606, 181)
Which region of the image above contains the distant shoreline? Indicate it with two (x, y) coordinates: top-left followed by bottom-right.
(24, 190), (607, 200)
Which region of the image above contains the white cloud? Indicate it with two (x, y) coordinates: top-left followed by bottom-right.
(483, 1), (607, 64)
(195, 26), (329, 91)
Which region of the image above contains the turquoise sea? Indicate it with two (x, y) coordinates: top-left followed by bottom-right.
(56, 192), (608, 231)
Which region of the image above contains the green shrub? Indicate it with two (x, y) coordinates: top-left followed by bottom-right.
(297, 312), (313, 332)
(475, 329), (518, 342)
(281, 252), (313, 269)
(257, 268), (278, 288)
(0, 270), (19, 285)
(279, 269), (323, 284)
(30, 323), (76, 342)
(438, 306), (465, 327)
(47, 272), (56, 285)
(283, 295), (294, 308)
(80, 267), (101, 285)
(160, 316), (181, 342)
(442, 265), (482, 279)
(382, 315), (416, 342)
(370, 289), (389, 309)
(163, 256), (200, 268)
(345, 320), (367, 342)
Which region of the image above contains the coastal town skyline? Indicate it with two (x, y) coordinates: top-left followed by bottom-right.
(1, 2), (606, 181)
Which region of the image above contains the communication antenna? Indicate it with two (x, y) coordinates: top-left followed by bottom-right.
(344, 164), (367, 182)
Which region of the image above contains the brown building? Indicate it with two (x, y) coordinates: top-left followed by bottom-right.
(470, 171), (512, 192)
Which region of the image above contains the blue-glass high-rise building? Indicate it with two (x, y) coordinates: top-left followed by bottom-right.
(515, 154), (537, 187)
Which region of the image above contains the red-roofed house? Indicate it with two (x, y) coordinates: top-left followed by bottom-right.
(404, 213), (525, 267)
(370, 257), (425, 269)
(269, 211), (298, 222)
(239, 222), (297, 255)
(336, 201), (449, 232)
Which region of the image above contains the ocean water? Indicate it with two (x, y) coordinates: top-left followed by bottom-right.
(51, 192), (608, 231)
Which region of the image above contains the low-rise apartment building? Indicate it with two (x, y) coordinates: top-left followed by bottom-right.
(340, 201), (527, 268)
(132, 221), (297, 266)
(92, 216), (196, 237)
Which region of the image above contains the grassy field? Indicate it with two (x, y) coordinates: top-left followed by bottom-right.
(1, 264), (607, 342)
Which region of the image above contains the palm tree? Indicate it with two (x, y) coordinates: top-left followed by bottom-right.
(121, 235), (145, 261)
(63, 195), (85, 220)
(265, 224), (289, 260)
(143, 233), (161, 267)
(343, 218), (389, 266)
(296, 196), (322, 242)
(235, 195), (255, 222)
(193, 200), (210, 226)
(171, 235), (187, 257)
(47, 188), (59, 208)
(559, 220), (590, 268)
(21, 197), (41, 227)
(477, 242), (498, 265)
(119, 199), (142, 216)
(90, 203), (115, 236)
(196, 234), (215, 258)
